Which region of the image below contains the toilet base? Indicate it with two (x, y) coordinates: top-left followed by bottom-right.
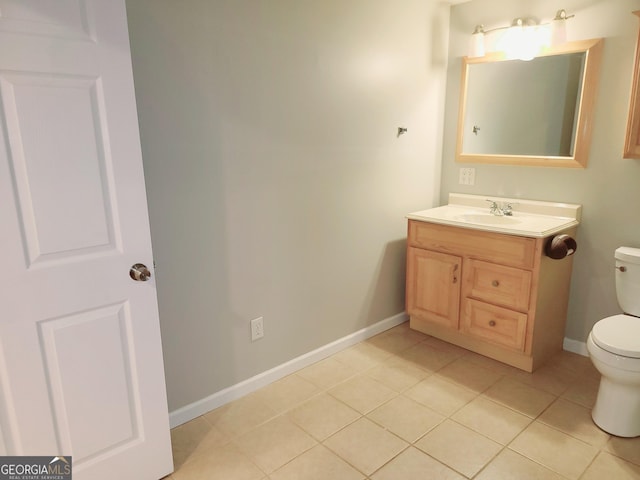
(592, 377), (640, 437)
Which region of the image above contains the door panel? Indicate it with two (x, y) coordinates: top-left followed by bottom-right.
(0, 1), (173, 478)
(2, 73), (119, 265)
(38, 303), (140, 462)
(0, 0), (92, 39)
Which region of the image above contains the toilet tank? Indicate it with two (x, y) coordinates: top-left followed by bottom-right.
(615, 246), (640, 316)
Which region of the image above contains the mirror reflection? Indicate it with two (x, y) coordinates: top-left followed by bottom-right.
(456, 38), (603, 168)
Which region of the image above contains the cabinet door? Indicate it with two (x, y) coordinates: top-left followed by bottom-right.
(407, 247), (461, 329)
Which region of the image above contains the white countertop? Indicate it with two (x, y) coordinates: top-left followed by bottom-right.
(407, 193), (581, 238)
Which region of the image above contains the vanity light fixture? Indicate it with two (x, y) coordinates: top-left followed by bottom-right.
(469, 25), (485, 58)
(550, 9), (574, 46)
(500, 17), (539, 61)
(468, 8), (574, 60)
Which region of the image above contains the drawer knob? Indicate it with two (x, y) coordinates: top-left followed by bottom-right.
(491, 280), (500, 287)
(489, 320), (496, 327)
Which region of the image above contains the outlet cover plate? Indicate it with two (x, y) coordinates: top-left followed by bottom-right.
(251, 317), (264, 341)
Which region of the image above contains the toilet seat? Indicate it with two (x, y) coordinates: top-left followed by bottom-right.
(592, 314), (640, 359)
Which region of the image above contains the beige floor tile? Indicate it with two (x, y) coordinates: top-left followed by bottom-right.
(366, 327), (427, 355)
(422, 336), (470, 357)
(483, 376), (556, 417)
(510, 421), (598, 479)
(171, 416), (229, 469)
(399, 343), (462, 372)
(475, 448), (566, 480)
(507, 364), (576, 396)
(270, 445), (365, 480)
(551, 350), (601, 380)
(171, 442), (264, 480)
(604, 435), (640, 466)
(234, 416), (317, 474)
(365, 356), (429, 392)
(538, 398), (610, 447)
(581, 451), (640, 480)
(332, 343), (392, 371)
(371, 446), (465, 480)
(367, 395), (444, 442)
(387, 321), (414, 333)
(462, 351), (523, 376)
(205, 394), (278, 438)
(324, 417), (408, 475)
(415, 419), (502, 478)
(287, 392), (360, 441)
(435, 357), (503, 393)
(296, 357), (358, 390)
(328, 374), (397, 414)
(252, 374), (320, 414)
(561, 376), (600, 408)
(405, 376), (477, 416)
(451, 396), (531, 444)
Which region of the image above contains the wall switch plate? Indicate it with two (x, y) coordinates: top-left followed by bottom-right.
(251, 317), (264, 341)
(459, 167), (475, 185)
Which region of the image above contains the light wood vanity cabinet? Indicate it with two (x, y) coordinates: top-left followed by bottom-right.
(406, 220), (575, 372)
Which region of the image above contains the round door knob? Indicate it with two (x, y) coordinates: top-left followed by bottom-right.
(489, 320), (496, 327)
(491, 280), (500, 287)
(130, 263), (151, 281)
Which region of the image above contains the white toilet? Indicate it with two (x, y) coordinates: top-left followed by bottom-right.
(587, 246), (640, 437)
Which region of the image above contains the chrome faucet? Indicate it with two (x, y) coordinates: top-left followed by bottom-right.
(486, 199), (514, 216)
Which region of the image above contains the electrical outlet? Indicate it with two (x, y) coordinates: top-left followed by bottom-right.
(459, 167), (476, 185)
(251, 317), (264, 341)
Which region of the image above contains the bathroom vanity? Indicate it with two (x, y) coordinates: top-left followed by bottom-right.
(406, 194), (581, 372)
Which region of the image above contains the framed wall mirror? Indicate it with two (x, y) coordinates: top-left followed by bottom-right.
(624, 11), (640, 159)
(456, 38), (603, 168)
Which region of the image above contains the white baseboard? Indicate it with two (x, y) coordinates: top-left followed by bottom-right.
(169, 312), (408, 428)
(563, 337), (588, 357)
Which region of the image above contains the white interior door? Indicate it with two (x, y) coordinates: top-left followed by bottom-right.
(0, 1), (173, 479)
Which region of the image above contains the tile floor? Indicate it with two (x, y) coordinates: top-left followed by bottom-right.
(164, 322), (640, 479)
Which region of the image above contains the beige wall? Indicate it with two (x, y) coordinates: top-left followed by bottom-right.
(442, 0), (640, 346)
(125, 0), (449, 411)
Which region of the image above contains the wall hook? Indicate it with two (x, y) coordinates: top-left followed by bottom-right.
(473, 125), (481, 135)
(397, 127), (408, 137)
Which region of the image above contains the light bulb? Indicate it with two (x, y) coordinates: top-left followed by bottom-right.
(469, 25), (485, 57)
(550, 9), (567, 46)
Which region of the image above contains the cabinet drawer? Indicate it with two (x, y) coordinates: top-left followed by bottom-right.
(408, 220), (536, 269)
(464, 259), (532, 312)
(461, 298), (527, 352)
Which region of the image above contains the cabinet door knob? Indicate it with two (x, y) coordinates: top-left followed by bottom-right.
(491, 280), (500, 287)
(489, 320), (496, 327)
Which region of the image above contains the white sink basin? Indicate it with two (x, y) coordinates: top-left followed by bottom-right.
(407, 193), (581, 238)
(455, 213), (522, 225)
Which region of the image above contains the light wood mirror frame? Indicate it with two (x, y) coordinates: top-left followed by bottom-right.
(624, 11), (640, 158)
(456, 38), (604, 168)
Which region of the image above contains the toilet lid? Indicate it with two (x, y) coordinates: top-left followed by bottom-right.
(592, 314), (640, 358)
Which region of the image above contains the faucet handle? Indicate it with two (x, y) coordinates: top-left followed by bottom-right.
(485, 199), (500, 215)
(502, 202), (517, 216)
